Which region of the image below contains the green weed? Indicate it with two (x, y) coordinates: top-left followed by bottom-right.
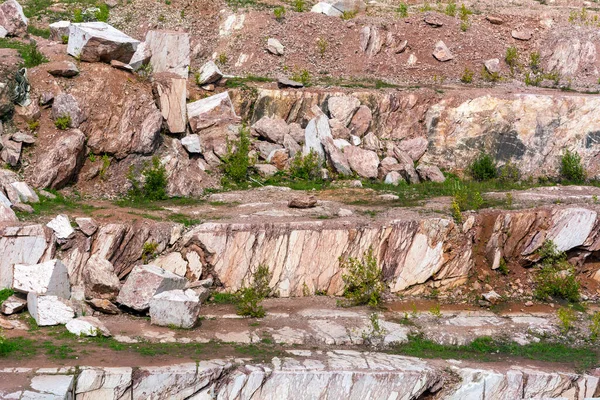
(340, 247), (385, 307)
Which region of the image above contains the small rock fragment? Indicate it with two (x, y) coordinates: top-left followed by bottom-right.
(288, 196), (318, 209)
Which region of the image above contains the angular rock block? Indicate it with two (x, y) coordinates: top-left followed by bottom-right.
(145, 30), (190, 78)
(152, 72), (187, 134)
(49, 20), (69, 41)
(149, 289), (201, 328)
(67, 22), (139, 63)
(46, 214), (75, 239)
(117, 264), (186, 312)
(10, 181), (39, 203)
(13, 259), (70, 298)
(82, 254), (120, 301)
(0, 294), (26, 314)
(0, 0), (27, 36)
(186, 92), (239, 133)
(27, 292), (74, 326)
(66, 316), (111, 337)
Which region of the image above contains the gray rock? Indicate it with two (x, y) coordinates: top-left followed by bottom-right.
(433, 40), (454, 62)
(266, 38), (284, 56)
(11, 181), (39, 203)
(323, 137), (351, 176)
(283, 134), (302, 158)
(278, 77), (303, 88)
(0, 294), (26, 314)
(197, 60), (222, 85)
(49, 20), (70, 41)
(66, 316), (111, 337)
(10, 130), (34, 144)
(395, 40), (408, 54)
(256, 141), (283, 160)
(129, 41), (151, 70)
(385, 171), (404, 186)
(486, 15), (504, 25)
(27, 292), (74, 326)
(303, 114), (332, 159)
(187, 92), (239, 133)
(362, 132), (381, 152)
(512, 29), (532, 41)
(311, 2), (343, 16)
(398, 137), (428, 162)
(0, 0), (27, 36)
(328, 95), (360, 126)
(424, 12), (443, 27)
(46, 214), (74, 239)
(86, 298), (120, 314)
(152, 72), (187, 134)
(181, 134), (201, 154)
(288, 195), (317, 208)
(67, 22), (140, 63)
(46, 61), (79, 77)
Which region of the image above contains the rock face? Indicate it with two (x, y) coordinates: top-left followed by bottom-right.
(27, 292), (74, 326)
(149, 289), (201, 328)
(145, 30), (190, 78)
(67, 22), (140, 63)
(152, 72), (187, 134)
(13, 259), (70, 298)
(117, 264), (187, 312)
(187, 92), (239, 133)
(31, 129), (85, 189)
(0, 0), (27, 36)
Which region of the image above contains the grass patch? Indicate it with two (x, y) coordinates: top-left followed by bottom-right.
(210, 292), (237, 304)
(389, 334), (599, 370)
(16, 191), (97, 220)
(0, 336), (37, 358)
(0, 38), (47, 68)
(167, 213), (202, 227)
(224, 75), (273, 89)
(27, 25), (50, 38)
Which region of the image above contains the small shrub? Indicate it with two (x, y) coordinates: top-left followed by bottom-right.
(54, 114), (71, 130)
(216, 53), (228, 65)
(293, 0), (306, 12)
(498, 258), (509, 275)
(534, 240), (580, 303)
(291, 69), (311, 86)
(135, 62), (153, 81)
(73, 8), (84, 23)
(429, 303), (442, 318)
(0, 288), (14, 306)
(397, 2), (408, 17)
(560, 149), (585, 183)
(222, 126), (251, 184)
(235, 264), (271, 318)
(273, 6), (285, 21)
(445, 1), (456, 16)
(498, 161), (520, 183)
(460, 20), (469, 31)
(99, 154), (110, 180)
(590, 312), (600, 341)
(451, 199), (462, 224)
(460, 67), (474, 83)
(27, 120), (39, 131)
(556, 306), (576, 333)
(95, 4), (109, 22)
(524, 72), (542, 87)
(340, 247), (385, 307)
(288, 150), (322, 181)
(459, 3), (472, 20)
(505, 46), (519, 74)
(453, 182), (484, 211)
(128, 156), (168, 201)
(481, 67), (501, 82)
(362, 313), (388, 346)
(341, 10), (358, 20)
(317, 37), (328, 58)
(419, 1), (432, 12)
(504, 192), (513, 209)
(529, 51), (541, 72)
(61, 35), (69, 44)
(141, 241), (158, 263)
(20, 41), (47, 68)
(470, 153), (497, 181)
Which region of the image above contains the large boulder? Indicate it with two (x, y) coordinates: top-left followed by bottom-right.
(344, 146), (379, 178)
(416, 164), (445, 182)
(323, 137), (351, 176)
(0, 224), (51, 289)
(30, 128), (85, 189)
(252, 116), (289, 144)
(149, 289), (201, 329)
(13, 259), (71, 298)
(311, 2), (343, 16)
(303, 114), (332, 160)
(152, 72), (187, 134)
(116, 264), (186, 312)
(67, 22), (140, 63)
(66, 316), (110, 337)
(0, 0), (27, 36)
(82, 254), (120, 301)
(145, 30), (190, 78)
(27, 292), (74, 326)
(187, 92), (239, 134)
(11, 181), (38, 202)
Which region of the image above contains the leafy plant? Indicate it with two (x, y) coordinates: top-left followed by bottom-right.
(273, 6), (285, 21)
(95, 4), (109, 22)
(590, 312), (600, 341)
(460, 67), (474, 83)
(341, 10), (358, 20)
(451, 198), (462, 224)
(445, 1), (456, 16)
(459, 3), (472, 20)
(141, 241), (158, 263)
(481, 67), (501, 82)
(293, 0), (306, 12)
(560, 149), (585, 183)
(534, 240), (580, 303)
(340, 247), (385, 307)
(317, 38), (328, 58)
(498, 161), (520, 183)
(470, 153), (497, 181)
(61, 35), (69, 44)
(397, 2), (408, 17)
(288, 150), (322, 181)
(505, 46), (519, 74)
(429, 303), (442, 318)
(99, 154), (110, 180)
(452, 181), (484, 211)
(216, 53), (228, 65)
(557, 306), (576, 333)
(362, 313), (388, 347)
(235, 264), (271, 318)
(127, 156), (168, 201)
(54, 114), (71, 130)
(291, 69), (311, 86)
(73, 8), (84, 23)
(0, 288), (14, 306)
(222, 126), (251, 184)
(27, 120), (39, 131)
(529, 51), (541, 72)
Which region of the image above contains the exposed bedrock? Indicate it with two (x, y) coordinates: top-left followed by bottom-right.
(1, 205), (599, 297)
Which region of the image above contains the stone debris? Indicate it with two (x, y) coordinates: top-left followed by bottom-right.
(13, 259), (70, 298)
(67, 22), (140, 63)
(266, 38), (284, 55)
(196, 60), (222, 85)
(46, 214), (74, 239)
(0, 294), (26, 314)
(66, 316), (111, 337)
(27, 292), (74, 326)
(181, 134), (201, 154)
(46, 61), (79, 78)
(117, 264), (187, 312)
(149, 289), (201, 328)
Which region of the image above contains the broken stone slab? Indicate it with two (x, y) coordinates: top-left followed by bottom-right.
(66, 316), (111, 337)
(433, 40), (454, 62)
(288, 195), (317, 209)
(10, 130), (35, 144)
(344, 145), (379, 179)
(395, 40), (408, 54)
(416, 164), (446, 183)
(27, 292), (74, 326)
(197, 60), (222, 85)
(46, 60), (79, 78)
(266, 38), (284, 56)
(153, 252), (188, 277)
(75, 217), (98, 236)
(149, 289), (201, 329)
(13, 259), (71, 298)
(82, 254), (120, 301)
(128, 41), (151, 70)
(512, 29), (532, 41)
(67, 22), (140, 63)
(110, 59), (133, 71)
(152, 72), (187, 134)
(76, 367), (132, 399)
(181, 134), (201, 154)
(325, 0), (366, 12)
(10, 182), (40, 203)
(252, 116), (289, 144)
(145, 30), (190, 78)
(311, 2), (343, 16)
(482, 290), (502, 305)
(186, 92), (239, 133)
(86, 298), (120, 314)
(0, 294), (26, 314)
(117, 264), (187, 312)
(277, 77), (303, 88)
(28, 375), (75, 399)
(49, 20), (69, 41)
(0, 0), (27, 36)
(46, 214), (74, 239)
